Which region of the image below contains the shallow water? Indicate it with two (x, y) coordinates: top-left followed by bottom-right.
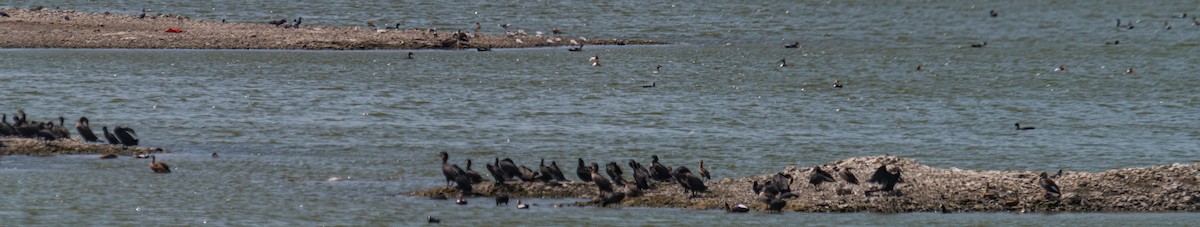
(3, 0), (1200, 225)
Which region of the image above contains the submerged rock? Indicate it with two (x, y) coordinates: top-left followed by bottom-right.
(411, 156), (1200, 212)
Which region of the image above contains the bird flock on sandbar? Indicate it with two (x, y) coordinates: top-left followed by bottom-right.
(0, 109), (170, 173)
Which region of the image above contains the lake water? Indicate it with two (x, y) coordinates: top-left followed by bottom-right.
(3, 0), (1200, 225)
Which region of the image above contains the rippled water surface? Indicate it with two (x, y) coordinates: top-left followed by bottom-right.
(3, 0), (1200, 225)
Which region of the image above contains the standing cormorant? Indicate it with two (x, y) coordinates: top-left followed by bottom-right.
(628, 160), (651, 190)
(150, 155), (170, 173)
(495, 193), (509, 206)
(576, 158), (592, 182)
(548, 160), (567, 182)
(499, 158), (521, 181)
(605, 162), (626, 186)
(75, 117), (98, 142)
(437, 152), (462, 186)
(767, 197), (786, 213)
(464, 159), (484, 184)
(837, 166), (859, 185)
(102, 126), (120, 145)
(649, 155), (672, 181)
(113, 126), (138, 146)
(697, 160), (711, 181)
(486, 158), (507, 183)
(808, 166), (836, 186)
(538, 159), (556, 182)
(867, 164), (903, 192)
(589, 165), (613, 193)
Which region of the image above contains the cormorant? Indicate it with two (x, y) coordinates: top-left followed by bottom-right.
(538, 159), (556, 182)
(74, 117), (98, 142)
(867, 164), (903, 192)
(649, 155), (672, 181)
(464, 159), (484, 184)
(576, 158), (592, 182)
(809, 166), (836, 186)
(499, 158), (521, 181)
(437, 152), (462, 186)
(785, 42), (800, 48)
(487, 158), (507, 183)
(606, 161), (626, 186)
(495, 193), (509, 206)
(150, 155), (170, 173)
(589, 165), (613, 193)
(548, 160), (567, 182)
(517, 165), (541, 182)
(837, 167), (859, 184)
(628, 160), (651, 190)
(113, 126), (138, 146)
(970, 42), (987, 48)
(102, 126), (120, 145)
(601, 192), (625, 207)
(427, 216), (440, 223)
(766, 197), (786, 213)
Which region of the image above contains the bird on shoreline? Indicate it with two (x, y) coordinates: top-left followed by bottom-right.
(725, 202), (750, 213)
(837, 166), (859, 184)
(437, 152), (463, 186)
(649, 155), (672, 181)
(697, 160), (711, 181)
(589, 165), (613, 194)
(808, 166), (836, 186)
(102, 126), (120, 145)
(464, 159), (484, 184)
(113, 126), (138, 146)
(1038, 171), (1061, 198)
(75, 117), (98, 142)
(576, 158), (592, 182)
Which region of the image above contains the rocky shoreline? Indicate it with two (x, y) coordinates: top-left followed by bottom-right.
(411, 156), (1200, 213)
(0, 137), (167, 156)
(0, 7), (665, 50)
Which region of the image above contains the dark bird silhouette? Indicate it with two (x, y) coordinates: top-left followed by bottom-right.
(673, 165), (707, 197)
(464, 159), (484, 184)
(589, 165), (613, 193)
(1015, 123), (1035, 130)
(0, 114), (15, 136)
(833, 80), (844, 88)
(51, 116), (70, 139)
(649, 155), (672, 181)
(606, 161), (626, 186)
(269, 19), (287, 26)
(138, 8), (146, 19)
(75, 117), (98, 142)
(867, 164), (903, 192)
(0, 12), (10, 17)
(405, 52), (414, 59)
(628, 160), (651, 190)
(99, 153), (117, 159)
(725, 202), (750, 213)
(784, 42), (800, 48)
(548, 160), (567, 182)
(1038, 172), (1061, 197)
(697, 160), (711, 180)
(437, 152), (462, 186)
(837, 167), (859, 185)
(970, 42), (987, 48)
(1053, 169), (1063, 179)
(538, 159), (556, 182)
(499, 158), (521, 181)
(150, 155), (170, 173)
(552, 28), (564, 35)
(113, 126), (138, 146)
(487, 158), (506, 182)
(568, 45), (583, 51)
(752, 180), (763, 195)
(601, 191), (626, 207)
(809, 166), (836, 186)
(989, 10), (998, 17)
(518, 165), (542, 182)
(212, 152), (218, 158)
(641, 82), (655, 88)
(427, 216), (440, 223)
(576, 158), (592, 182)
(476, 46), (491, 51)
(495, 193), (509, 206)
(102, 126), (120, 145)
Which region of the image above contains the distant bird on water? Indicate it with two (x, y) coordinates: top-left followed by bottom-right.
(652, 65), (661, 74)
(784, 42), (800, 48)
(778, 59), (793, 67)
(589, 55), (601, 66)
(427, 216), (441, 223)
(1015, 123), (1035, 130)
(970, 42), (987, 48)
(641, 82), (656, 88)
(150, 155), (170, 173)
(1125, 68), (1135, 75)
(405, 52), (414, 59)
(989, 10), (999, 17)
(833, 80), (843, 88)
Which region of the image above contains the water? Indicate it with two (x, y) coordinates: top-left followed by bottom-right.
(3, 0), (1200, 225)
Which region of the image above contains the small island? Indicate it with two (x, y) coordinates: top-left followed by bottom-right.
(412, 156), (1200, 213)
(0, 7), (665, 50)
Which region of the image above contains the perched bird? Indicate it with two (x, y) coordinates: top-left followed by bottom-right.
(697, 160), (711, 180)
(464, 159), (484, 184)
(628, 160), (651, 190)
(649, 155), (672, 181)
(113, 126), (138, 146)
(1015, 123), (1035, 130)
(548, 160), (567, 182)
(538, 159), (557, 182)
(766, 197), (786, 213)
(725, 202), (750, 213)
(499, 158), (521, 181)
(867, 164), (903, 192)
(606, 162), (626, 186)
(102, 126), (120, 145)
(269, 18), (287, 26)
(150, 155), (170, 173)
(673, 165), (707, 197)
(486, 158), (506, 183)
(0, 12), (10, 17)
(1052, 169), (1063, 179)
(576, 158), (592, 182)
(437, 152), (463, 186)
(784, 42), (800, 48)
(73, 117), (98, 142)
(808, 166), (836, 186)
(1038, 172), (1061, 197)
(589, 165), (613, 193)
(837, 167), (859, 185)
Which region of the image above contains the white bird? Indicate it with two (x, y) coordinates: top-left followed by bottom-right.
(570, 40), (579, 45)
(515, 38), (523, 44)
(589, 55), (601, 67)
